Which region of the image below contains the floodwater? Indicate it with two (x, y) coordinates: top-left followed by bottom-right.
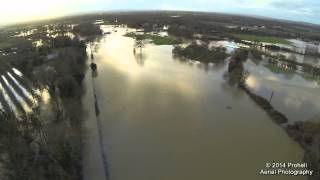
(245, 59), (320, 122)
(210, 40), (320, 122)
(0, 67), (50, 116)
(82, 28), (306, 180)
(210, 40), (320, 67)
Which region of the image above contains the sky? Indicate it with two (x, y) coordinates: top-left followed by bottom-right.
(0, 0), (319, 25)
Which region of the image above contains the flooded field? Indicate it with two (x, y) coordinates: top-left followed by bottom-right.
(0, 67), (50, 116)
(82, 27), (310, 180)
(245, 59), (320, 122)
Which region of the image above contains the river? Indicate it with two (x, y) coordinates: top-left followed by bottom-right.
(82, 27), (306, 180)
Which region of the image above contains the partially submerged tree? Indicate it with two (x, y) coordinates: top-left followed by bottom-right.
(134, 34), (146, 53)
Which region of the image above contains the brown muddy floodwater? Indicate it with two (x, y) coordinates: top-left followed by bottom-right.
(82, 27), (306, 180)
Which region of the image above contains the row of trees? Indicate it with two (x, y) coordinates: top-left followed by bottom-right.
(0, 23), (95, 179)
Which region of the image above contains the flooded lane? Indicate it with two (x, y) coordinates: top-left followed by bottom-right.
(82, 28), (306, 180)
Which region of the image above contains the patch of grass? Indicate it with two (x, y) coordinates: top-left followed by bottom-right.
(231, 33), (291, 45)
(147, 34), (177, 45)
(124, 32), (178, 45)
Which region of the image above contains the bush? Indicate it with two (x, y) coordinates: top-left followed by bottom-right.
(58, 76), (81, 98)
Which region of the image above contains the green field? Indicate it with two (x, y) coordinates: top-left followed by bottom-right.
(124, 32), (178, 45)
(231, 33), (291, 45)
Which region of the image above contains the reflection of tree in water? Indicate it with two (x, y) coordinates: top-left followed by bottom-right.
(172, 52), (226, 73)
(92, 69), (98, 78)
(90, 41), (101, 53)
(131, 34), (148, 66)
(197, 62), (225, 72)
(264, 59), (296, 80)
(134, 52), (147, 66)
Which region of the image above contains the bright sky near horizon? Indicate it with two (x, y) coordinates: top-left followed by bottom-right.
(0, 0), (319, 25)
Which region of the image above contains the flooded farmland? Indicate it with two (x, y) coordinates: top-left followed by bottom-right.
(0, 67), (50, 116)
(82, 27), (313, 180)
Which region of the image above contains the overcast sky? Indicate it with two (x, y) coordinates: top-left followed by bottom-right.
(0, 0), (319, 25)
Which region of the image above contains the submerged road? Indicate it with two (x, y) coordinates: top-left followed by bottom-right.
(92, 70), (110, 180)
(82, 58), (110, 180)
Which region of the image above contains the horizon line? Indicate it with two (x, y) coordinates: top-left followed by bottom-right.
(1, 9), (320, 28)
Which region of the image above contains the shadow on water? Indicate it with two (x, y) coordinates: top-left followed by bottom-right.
(172, 55), (226, 73)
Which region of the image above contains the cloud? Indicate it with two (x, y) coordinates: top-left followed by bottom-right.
(289, 8), (314, 15)
(269, 0), (303, 9)
(268, 0), (318, 15)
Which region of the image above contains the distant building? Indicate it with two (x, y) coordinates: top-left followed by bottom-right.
(289, 39), (319, 56)
(305, 44), (319, 56)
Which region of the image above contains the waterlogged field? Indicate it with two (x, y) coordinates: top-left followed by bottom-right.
(0, 67), (49, 115)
